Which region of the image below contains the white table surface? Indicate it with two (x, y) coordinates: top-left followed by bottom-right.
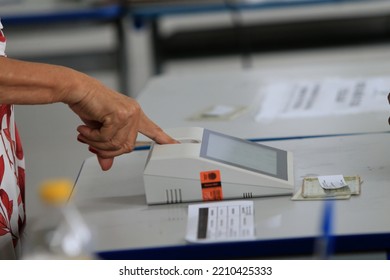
(73, 132), (390, 258)
(137, 52), (390, 141)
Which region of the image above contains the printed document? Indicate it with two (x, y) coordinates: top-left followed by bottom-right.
(186, 200), (255, 243)
(255, 77), (390, 122)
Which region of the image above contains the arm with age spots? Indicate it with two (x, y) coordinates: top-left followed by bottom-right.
(0, 57), (177, 170)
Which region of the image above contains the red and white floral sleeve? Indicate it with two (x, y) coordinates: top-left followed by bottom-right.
(0, 21), (6, 56)
(0, 20), (26, 259)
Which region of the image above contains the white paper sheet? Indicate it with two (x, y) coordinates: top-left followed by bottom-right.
(255, 77), (390, 122)
(318, 175), (348, 190)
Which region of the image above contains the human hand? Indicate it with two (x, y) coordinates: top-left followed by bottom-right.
(0, 58), (176, 171)
(67, 79), (176, 171)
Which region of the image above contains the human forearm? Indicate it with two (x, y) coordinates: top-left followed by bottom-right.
(0, 56), (177, 171)
(0, 56), (88, 105)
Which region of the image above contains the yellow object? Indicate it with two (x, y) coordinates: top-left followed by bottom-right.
(39, 179), (73, 205)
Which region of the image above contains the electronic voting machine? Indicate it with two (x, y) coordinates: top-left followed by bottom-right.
(143, 127), (294, 204)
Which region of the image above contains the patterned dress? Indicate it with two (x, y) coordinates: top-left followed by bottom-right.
(0, 20), (27, 259)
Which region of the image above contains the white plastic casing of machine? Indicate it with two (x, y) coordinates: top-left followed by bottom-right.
(143, 127), (294, 204)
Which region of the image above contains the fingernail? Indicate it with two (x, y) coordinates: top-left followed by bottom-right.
(77, 136), (86, 144)
(88, 147), (98, 154)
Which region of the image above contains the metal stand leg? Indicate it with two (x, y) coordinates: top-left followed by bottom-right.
(115, 14), (131, 96)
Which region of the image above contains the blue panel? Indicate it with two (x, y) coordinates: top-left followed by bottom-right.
(2, 4), (123, 26)
(96, 233), (390, 259)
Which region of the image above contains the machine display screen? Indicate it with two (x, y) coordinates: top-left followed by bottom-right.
(200, 129), (288, 180)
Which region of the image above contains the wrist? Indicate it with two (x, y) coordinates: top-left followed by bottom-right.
(56, 67), (93, 105)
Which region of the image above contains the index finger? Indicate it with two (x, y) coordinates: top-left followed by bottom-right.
(138, 110), (178, 144)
